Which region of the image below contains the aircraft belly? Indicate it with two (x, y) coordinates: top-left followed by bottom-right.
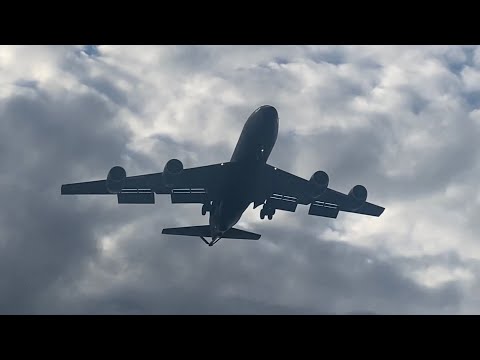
(231, 167), (265, 204)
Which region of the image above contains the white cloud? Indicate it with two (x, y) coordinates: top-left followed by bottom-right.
(461, 66), (480, 92)
(410, 265), (474, 288)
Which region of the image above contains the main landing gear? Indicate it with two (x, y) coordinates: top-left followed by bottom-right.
(202, 202), (214, 215)
(260, 205), (275, 220)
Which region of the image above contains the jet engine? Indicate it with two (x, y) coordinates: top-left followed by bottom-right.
(163, 159), (184, 187)
(310, 170), (329, 195)
(106, 166), (126, 194)
(348, 185), (368, 209)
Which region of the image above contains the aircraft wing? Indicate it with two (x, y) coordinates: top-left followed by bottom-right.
(261, 165), (318, 205)
(262, 164), (384, 218)
(316, 188), (385, 216)
(60, 174), (159, 195)
(61, 162), (237, 204)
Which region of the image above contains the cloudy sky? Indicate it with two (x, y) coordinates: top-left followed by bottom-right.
(1, 45), (480, 314)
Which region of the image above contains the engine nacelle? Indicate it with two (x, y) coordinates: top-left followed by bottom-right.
(163, 159), (184, 187)
(106, 166), (126, 194)
(310, 170), (329, 196)
(348, 185), (368, 210)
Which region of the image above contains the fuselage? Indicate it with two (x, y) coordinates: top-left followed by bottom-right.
(209, 105), (279, 241)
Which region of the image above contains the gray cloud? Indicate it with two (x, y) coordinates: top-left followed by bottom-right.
(1, 45), (479, 314)
(0, 92), (123, 313)
(34, 225), (462, 314)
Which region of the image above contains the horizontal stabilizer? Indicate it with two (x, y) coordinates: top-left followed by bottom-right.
(222, 228), (261, 240)
(162, 226), (260, 240)
(162, 225), (211, 237)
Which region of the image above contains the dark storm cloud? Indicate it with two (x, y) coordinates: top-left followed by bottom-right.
(58, 51), (143, 115)
(56, 287), (312, 315)
(14, 79), (39, 90)
(83, 45), (99, 57)
(1, 45), (479, 314)
(39, 225), (462, 314)
(0, 65), (242, 313)
(0, 86), (132, 313)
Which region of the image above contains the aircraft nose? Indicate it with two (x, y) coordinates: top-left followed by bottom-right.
(260, 105), (278, 120)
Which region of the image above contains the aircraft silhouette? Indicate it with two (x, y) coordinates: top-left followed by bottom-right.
(61, 105), (384, 246)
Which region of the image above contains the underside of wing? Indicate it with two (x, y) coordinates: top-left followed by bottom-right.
(260, 164), (320, 205)
(61, 172), (160, 204)
(61, 166), (162, 195)
(263, 164), (384, 218)
(61, 160), (237, 204)
(316, 188), (385, 217)
(342, 201), (385, 217)
(61, 180), (110, 194)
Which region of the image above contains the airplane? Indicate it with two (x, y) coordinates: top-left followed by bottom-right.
(61, 105), (384, 247)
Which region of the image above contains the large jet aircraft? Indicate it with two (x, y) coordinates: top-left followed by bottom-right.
(61, 105), (384, 246)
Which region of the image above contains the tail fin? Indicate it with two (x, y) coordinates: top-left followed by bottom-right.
(162, 225), (261, 240)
